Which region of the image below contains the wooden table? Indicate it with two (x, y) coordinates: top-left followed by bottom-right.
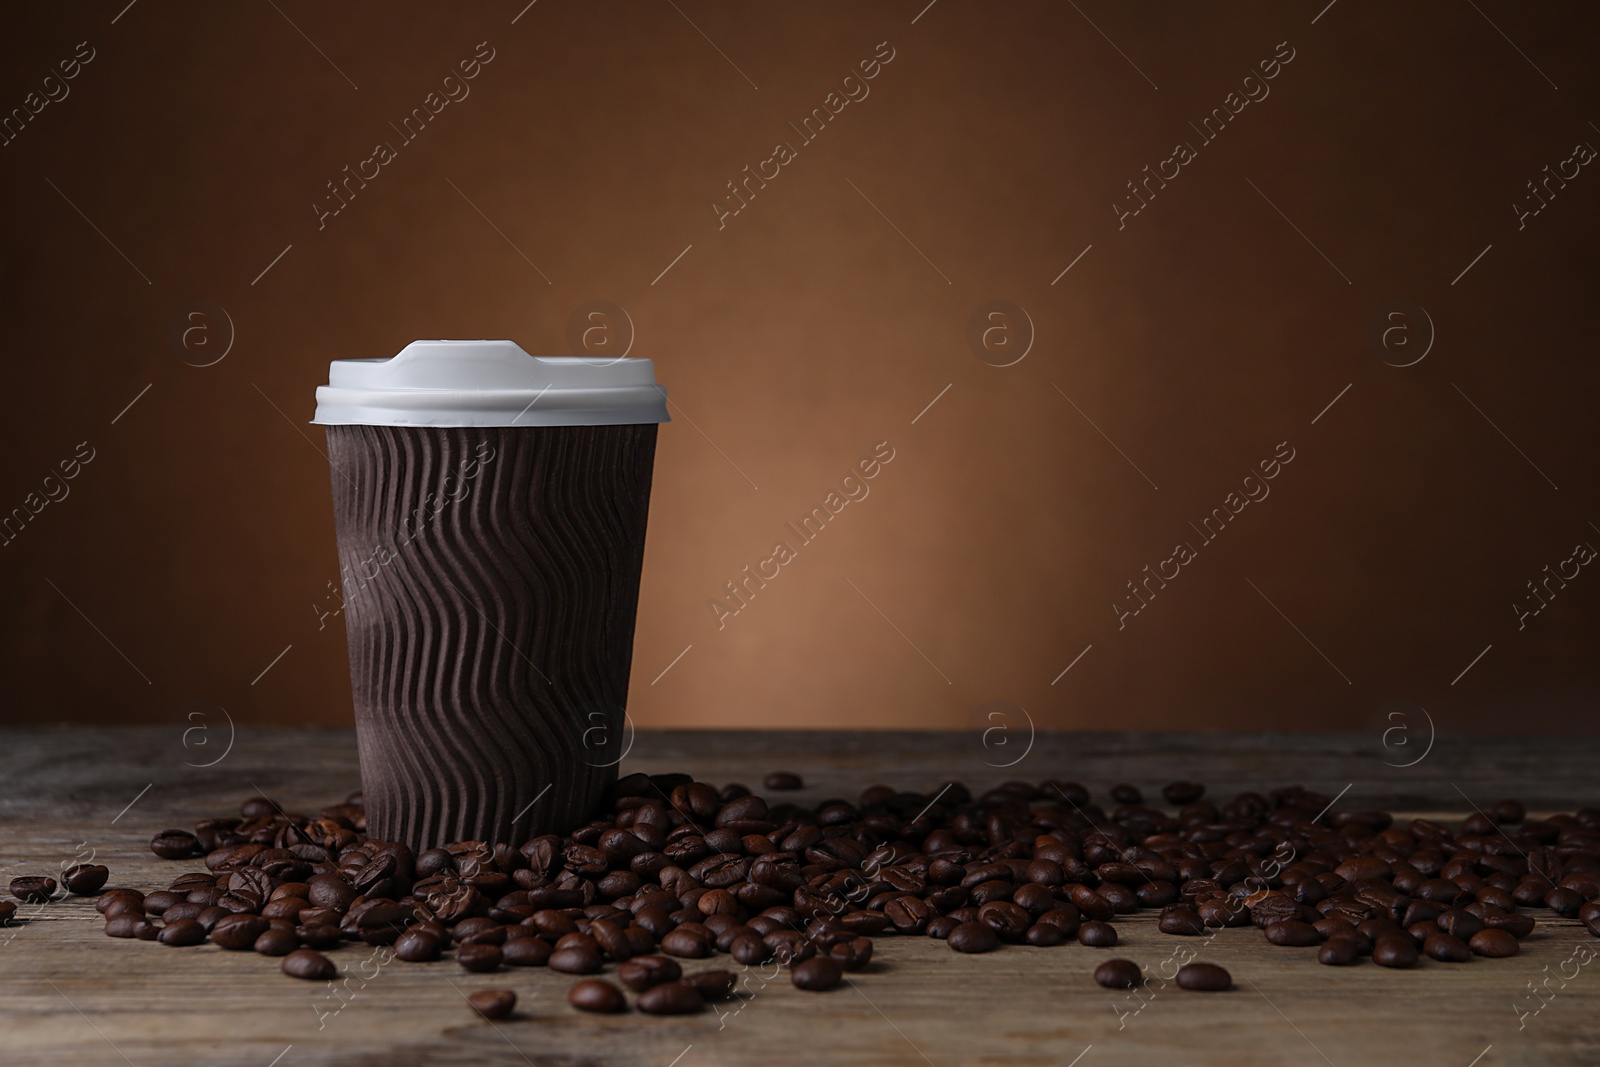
(2, 728), (1596, 1067)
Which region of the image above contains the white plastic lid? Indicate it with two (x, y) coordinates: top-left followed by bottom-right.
(311, 340), (670, 427)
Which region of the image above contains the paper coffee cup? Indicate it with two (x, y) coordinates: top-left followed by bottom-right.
(313, 340), (668, 851)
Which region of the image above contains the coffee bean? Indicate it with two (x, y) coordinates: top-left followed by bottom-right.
(637, 981), (705, 1015)
(978, 901), (1031, 943)
(211, 914), (271, 950)
(1024, 922), (1066, 947)
(158, 919), (207, 946)
(1110, 784), (1142, 805)
(150, 830), (201, 860)
(104, 915), (155, 938)
(791, 956), (843, 991)
(61, 864), (110, 896)
(829, 936), (874, 970)
(9, 876), (57, 904)
(660, 927), (713, 958)
(1094, 959), (1144, 988)
(1174, 962), (1231, 991)
(1469, 928), (1519, 958)
(282, 949), (337, 980)
(1158, 905), (1205, 936)
(564, 978), (625, 1013)
(1318, 937), (1359, 965)
(1078, 921), (1117, 947)
(501, 935), (551, 967)
(548, 943), (602, 974)
(298, 923), (344, 950)
(685, 970), (737, 1000)
(1372, 933), (1419, 968)
(468, 989), (517, 1020)
(947, 921), (999, 954)
(613, 955), (678, 993)
(1483, 912), (1536, 939)
(1264, 920), (1322, 947)
(254, 927), (300, 956)
(458, 943), (504, 972)
(1162, 781), (1205, 805)
(730, 934), (768, 965)
(1423, 932), (1471, 962)
(764, 772), (803, 791)
(0, 900), (15, 925)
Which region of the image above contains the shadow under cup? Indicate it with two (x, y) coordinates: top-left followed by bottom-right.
(325, 422), (657, 852)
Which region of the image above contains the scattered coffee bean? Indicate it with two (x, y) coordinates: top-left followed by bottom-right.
(61, 864), (110, 896)
(637, 981), (705, 1015)
(0, 900), (16, 924)
(282, 949), (337, 980)
(211, 915), (271, 950)
(1110, 784), (1143, 805)
(791, 956), (843, 991)
(254, 927), (300, 956)
(458, 944), (504, 972)
(763, 772), (803, 791)
(1078, 921), (1117, 947)
(9, 876), (57, 904)
(149, 830), (201, 860)
(1174, 963), (1231, 991)
(1372, 933), (1419, 968)
(501, 935), (551, 967)
(1094, 959), (1144, 989)
(1469, 929), (1519, 958)
(1318, 937), (1359, 966)
(158, 919), (207, 946)
(565, 978), (624, 1013)
(549, 944), (603, 974)
(468, 989), (517, 1020)
(1162, 781), (1205, 805)
(685, 970), (738, 1000)
(947, 921), (999, 954)
(1423, 933), (1471, 962)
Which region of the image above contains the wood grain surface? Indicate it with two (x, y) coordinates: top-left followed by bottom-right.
(1, 728), (1595, 1067)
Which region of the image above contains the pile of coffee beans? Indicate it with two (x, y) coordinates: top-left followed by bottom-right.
(22, 775), (1598, 1016)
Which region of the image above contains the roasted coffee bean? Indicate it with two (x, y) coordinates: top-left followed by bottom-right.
(1110, 784), (1142, 805)
(764, 772), (803, 791)
(501, 935), (551, 967)
(618, 955), (682, 992)
(298, 923), (344, 950)
(150, 831), (201, 860)
(947, 921), (1000, 954)
(730, 933), (768, 965)
(791, 955), (843, 991)
(568, 978), (628, 1013)
(104, 915), (154, 938)
(685, 970), (737, 1000)
(660, 926), (714, 958)
(468, 989), (517, 1020)
(637, 981), (705, 1015)
(9, 876), (57, 904)
(394, 928), (443, 962)
(61, 864), (110, 896)
(1094, 959), (1144, 988)
(1318, 937), (1359, 965)
(1469, 928), (1519, 958)
(282, 949), (337, 980)
(158, 919), (207, 946)
(1159, 905), (1205, 936)
(547, 943), (602, 974)
(1423, 932), (1471, 962)
(254, 927), (300, 956)
(1482, 912), (1536, 939)
(1162, 781), (1205, 805)
(211, 914), (271, 950)
(1174, 962), (1231, 991)
(458, 943), (504, 972)
(829, 936), (874, 970)
(1372, 933), (1419, 968)
(1078, 920), (1117, 947)
(1024, 922), (1066, 947)
(1264, 920), (1322, 947)
(979, 901), (1032, 943)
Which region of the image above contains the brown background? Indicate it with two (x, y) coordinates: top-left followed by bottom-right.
(2, 1), (1596, 738)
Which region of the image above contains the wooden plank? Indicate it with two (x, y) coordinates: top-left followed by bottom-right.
(0, 729), (1596, 1066)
